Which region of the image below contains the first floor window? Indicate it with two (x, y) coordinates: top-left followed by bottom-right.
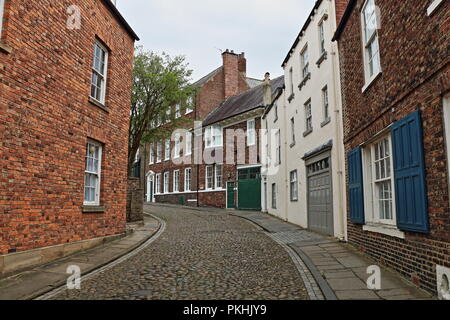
(322, 86), (329, 120)
(174, 134), (181, 158)
(290, 117), (296, 145)
(363, 135), (395, 224)
(275, 129), (281, 165)
(362, 0), (381, 80)
(206, 166), (213, 190)
(271, 183), (277, 209)
(155, 174), (161, 194)
(149, 143), (155, 164)
(185, 96), (194, 114)
(156, 142), (162, 162)
(205, 125), (223, 148)
(247, 119), (256, 146)
(173, 170), (180, 192)
(186, 132), (192, 156)
(165, 138), (170, 160)
(90, 41), (108, 104)
(318, 21), (325, 55)
(175, 104), (181, 118)
(215, 165), (223, 189)
(301, 45), (309, 79)
(84, 140), (102, 206)
(185, 168), (192, 192)
(163, 172), (169, 193)
(290, 170), (298, 201)
(305, 100), (312, 132)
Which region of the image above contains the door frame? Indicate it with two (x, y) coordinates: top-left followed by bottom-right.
(146, 171), (155, 203)
(226, 181), (236, 209)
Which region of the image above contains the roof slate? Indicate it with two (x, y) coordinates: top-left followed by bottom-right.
(203, 76), (285, 127)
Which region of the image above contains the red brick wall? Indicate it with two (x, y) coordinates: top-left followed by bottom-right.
(334, 0), (350, 26)
(338, 0), (449, 293)
(0, 0), (135, 254)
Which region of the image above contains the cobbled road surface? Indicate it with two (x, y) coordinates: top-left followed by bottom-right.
(54, 205), (309, 300)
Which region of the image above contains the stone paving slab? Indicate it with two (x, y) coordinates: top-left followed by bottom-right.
(0, 216), (160, 300)
(230, 210), (434, 300)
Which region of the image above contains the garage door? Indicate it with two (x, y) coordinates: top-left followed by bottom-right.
(237, 167), (261, 211)
(307, 157), (333, 235)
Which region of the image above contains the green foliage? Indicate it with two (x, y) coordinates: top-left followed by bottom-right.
(129, 47), (194, 173)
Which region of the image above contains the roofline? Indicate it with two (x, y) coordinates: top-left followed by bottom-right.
(101, 0), (140, 41)
(281, 0), (324, 68)
(203, 106), (265, 127)
(332, 0), (357, 42)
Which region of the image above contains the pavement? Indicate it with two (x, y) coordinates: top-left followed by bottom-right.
(230, 210), (433, 300)
(0, 216), (160, 300)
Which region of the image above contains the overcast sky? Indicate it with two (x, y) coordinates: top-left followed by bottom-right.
(117, 0), (316, 82)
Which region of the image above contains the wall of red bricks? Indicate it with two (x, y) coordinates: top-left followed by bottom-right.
(0, 0), (135, 255)
(338, 0), (449, 293)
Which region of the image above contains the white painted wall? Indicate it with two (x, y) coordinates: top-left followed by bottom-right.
(264, 0), (347, 240)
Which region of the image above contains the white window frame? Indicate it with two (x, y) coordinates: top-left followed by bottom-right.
(427, 0), (445, 16)
(275, 129), (281, 165)
(185, 168), (192, 192)
(0, 0), (5, 35)
(90, 41), (109, 105)
(185, 132), (192, 156)
(215, 165), (223, 189)
(322, 86), (330, 120)
(163, 172), (170, 194)
(443, 95), (450, 194)
(318, 21), (325, 55)
(305, 99), (312, 131)
(175, 104), (181, 118)
(84, 140), (102, 206)
(362, 134), (397, 226)
(247, 119), (256, 146)
(361, 0), (381, 88)
(205, 125), (223, 148)
(155, 173), (161, 194)
(156, 142), (162, 163)
(173, 170), (180, 193)
(165, 138), (170, 161)
(290, 170), (298, 201)
(300, 45), (309, 79)
(205, 165), (214, 190)
(185, 96), (194, 114)
(271, 183), (277, 209)
(174, 134), (181, 159)
(149, 143), (154, 164)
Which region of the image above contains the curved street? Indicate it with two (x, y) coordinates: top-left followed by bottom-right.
(54, 205), (309, 300)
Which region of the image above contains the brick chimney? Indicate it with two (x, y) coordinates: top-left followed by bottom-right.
(238, 52), (247, 77)
(335, 0), (350, 26)
(263, 72), (272, 106)
(222, 49), (240, 99)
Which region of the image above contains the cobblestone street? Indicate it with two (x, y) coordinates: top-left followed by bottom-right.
(53, 205), (309, 300)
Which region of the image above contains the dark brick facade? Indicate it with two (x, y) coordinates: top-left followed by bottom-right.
(0, 0), (136, 255)
(336, 0), (449, 293)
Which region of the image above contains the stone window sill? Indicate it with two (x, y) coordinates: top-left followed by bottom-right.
(82, 206), (106, 213)
(88, 96), (109, 113)
(361, 71), (382, 93)
(0, 41), (12, 54)
(303, 128), (313, 137)
(290, 141), (296, 148)
(363, 223), (405, 239)
(321, 117), (331, 127)
(298, 73), (311, 91)
(316, 51), (327, 67)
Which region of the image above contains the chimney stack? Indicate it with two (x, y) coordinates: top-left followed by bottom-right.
(263, 72), (272, 106)
(222, 49), (240, 99)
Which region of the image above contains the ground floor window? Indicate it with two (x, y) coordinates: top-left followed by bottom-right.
(206, 165), (213, 190)
(271, 183), (277, 209)
(84, 140), (102, 206)
(173, 170), (180, 192)
(155, 174), (161, 194)
(185, 168), (192, 191)
(363, 135), (396, 225)
(215, 165), (223, 189)
(290, 170), (298, 201)
(163, 172), (169, 193)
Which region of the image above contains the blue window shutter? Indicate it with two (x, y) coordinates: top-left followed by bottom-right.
(391, 110), (429, 233)
(348, 147), (365, 224)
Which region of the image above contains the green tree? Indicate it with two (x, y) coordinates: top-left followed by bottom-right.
(129, 47), (194, 175)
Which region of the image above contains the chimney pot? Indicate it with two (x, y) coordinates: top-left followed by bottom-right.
(263, 72), (272, 106)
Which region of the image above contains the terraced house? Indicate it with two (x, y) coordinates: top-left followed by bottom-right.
(262, 0), (349, 240)
(0, 0), (138, 276)
(333, 0), (449, 295)
(144, 50), (264, 208)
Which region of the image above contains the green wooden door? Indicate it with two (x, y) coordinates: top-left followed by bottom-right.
(237, 167), (261, 211)
(227, 182), (235, 209)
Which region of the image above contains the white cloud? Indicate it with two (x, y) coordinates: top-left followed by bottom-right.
(117, 0), (316, 81)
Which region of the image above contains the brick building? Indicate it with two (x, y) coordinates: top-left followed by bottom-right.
(0, 0), (138, 274)
(333, 0), (449, 294)
(143, 50), (265, 208)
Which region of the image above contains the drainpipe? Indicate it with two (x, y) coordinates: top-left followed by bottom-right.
(330, 8), (346, 241)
